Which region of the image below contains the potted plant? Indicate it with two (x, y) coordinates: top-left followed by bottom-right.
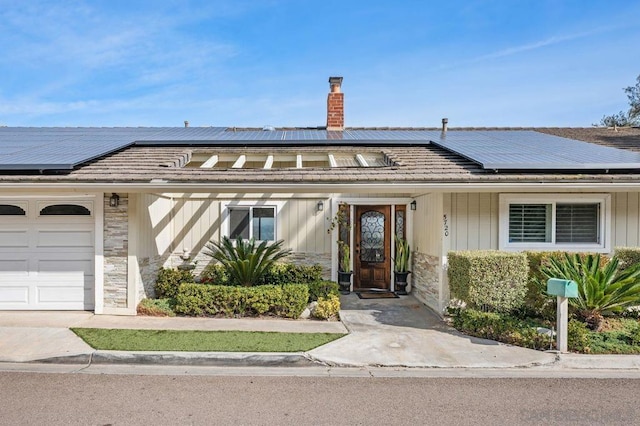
(393, 235), (411, 295)
(328, 203), (353, 295)
(337, 241), (353, 294)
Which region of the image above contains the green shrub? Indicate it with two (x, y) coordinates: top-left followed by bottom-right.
(175, 283), (309, 319)
(615, 247), (640, 270)
(205, 236), (292, 286)
(314, 295), (341, 320)
(273, 284), (310, 318)
(308, 281), (340, 302)
(568, 319), (590, 352)
(523, 251), (565, 320)
(524, 251), (611, 320)
(136, 298), (176, 317)
(451, 308), (550, 350)
(448, 251), (528, 313)
(259, 263), (324, 286)
(583, 319), (640, 354)
(541, 253), (640, 330)
(201, 261), (323, 287)
(155, 267), (196, 298)
(199, 263), (230, 285)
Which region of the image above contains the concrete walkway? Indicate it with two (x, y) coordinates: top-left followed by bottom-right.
(308, 295), (556, 368)
(0, 296), (638, 369)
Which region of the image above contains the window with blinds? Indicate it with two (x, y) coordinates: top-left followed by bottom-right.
(508, 202), (600, 245)
(509, 204), (551, 243)
(556, 203), (599, 243)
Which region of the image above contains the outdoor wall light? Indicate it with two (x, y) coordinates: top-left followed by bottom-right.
(109, 193), (120, 207)
(410, 200), (417, 210)
(317, 200), (324, 212)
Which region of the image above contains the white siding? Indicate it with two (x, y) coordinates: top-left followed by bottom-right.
(443, 192), (640, 252)
(612, 192), (640, 248)
(414, 193), (443, 256)
(279, 199), (330, 253)
(445, 193), (499, 251)
(135, 194), (331, 259)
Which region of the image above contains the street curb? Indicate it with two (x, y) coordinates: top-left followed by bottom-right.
(32, 351), (319, 367)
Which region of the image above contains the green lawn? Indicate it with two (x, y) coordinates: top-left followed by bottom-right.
(71, 328), (345, 352)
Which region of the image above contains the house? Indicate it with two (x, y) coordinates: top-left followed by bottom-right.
(2, 77), (640, 315)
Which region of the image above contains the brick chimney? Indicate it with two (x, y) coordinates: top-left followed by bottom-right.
(326, 76), (344, 131)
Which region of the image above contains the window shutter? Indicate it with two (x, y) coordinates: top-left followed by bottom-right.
(556, 203), (599, 243)
(509, 204), (551, 242)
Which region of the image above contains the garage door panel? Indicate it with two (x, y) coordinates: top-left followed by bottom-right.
(0, 259), (29, 273)
(38, 259), (93, 275)
(0, 230), (29, 248)
(0, 286), (28, 304)
(37, 230), (93, 248)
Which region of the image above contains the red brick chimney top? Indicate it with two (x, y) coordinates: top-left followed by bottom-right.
(327, 76), (344, 131)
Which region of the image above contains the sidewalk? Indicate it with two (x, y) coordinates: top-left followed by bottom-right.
(1, 296), (639, 370)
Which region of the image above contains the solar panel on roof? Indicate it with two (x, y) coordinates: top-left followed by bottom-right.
(2, 127), (640, 172)
(431, 131), (640, 170)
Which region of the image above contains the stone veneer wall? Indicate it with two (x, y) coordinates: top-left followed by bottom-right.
(283, 252), (332, 279)
(137, 255), (164, 300)
(104, 194), (129, 308)
(411, 251), (443, 314)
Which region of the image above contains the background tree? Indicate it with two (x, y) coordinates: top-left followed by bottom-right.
(598, 74), (640, 127)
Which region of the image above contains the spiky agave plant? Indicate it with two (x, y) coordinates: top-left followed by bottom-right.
(541, 253), (640, 330)
(205, 236), (292, 286)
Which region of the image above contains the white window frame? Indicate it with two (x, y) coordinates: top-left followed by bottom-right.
(221, 201), (283, 242)
(499, 194), (611, 253)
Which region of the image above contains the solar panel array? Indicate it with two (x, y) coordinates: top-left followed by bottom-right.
(2, 127), (640, 172)
(0, 127), (164, 170)
(431, 131), (640, 170)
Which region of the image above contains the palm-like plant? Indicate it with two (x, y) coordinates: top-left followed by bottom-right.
(205, 236), (292, 286)
(541, 253), (640, 330)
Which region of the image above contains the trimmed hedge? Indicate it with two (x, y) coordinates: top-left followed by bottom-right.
(615, 247), (640, 270)
(200, 262), (323, 286)
(308, 281), (340, 302)
(155, 267), (195, 298)
(175, 283), (309, 319)
(448, 250), (528, 313)
(260, 263), (324, 286)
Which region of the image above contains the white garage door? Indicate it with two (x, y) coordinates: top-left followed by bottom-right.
(0, 199), (95, 310)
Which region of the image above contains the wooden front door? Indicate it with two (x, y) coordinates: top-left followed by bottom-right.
(354, 205), (391, 290)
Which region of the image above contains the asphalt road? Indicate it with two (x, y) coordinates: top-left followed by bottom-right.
(0, 372), (638, 425)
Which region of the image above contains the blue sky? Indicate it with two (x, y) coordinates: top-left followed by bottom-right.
(1, 0), (639, 127)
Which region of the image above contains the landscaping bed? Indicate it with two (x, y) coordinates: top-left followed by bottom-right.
(447, 249), (640, 354)
(138, 237), (342, 321)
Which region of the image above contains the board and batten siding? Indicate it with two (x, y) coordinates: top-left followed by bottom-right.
(442, 192), (640, 252)
(611, 192), (640, 248)
(444, 193), (499, 251)
(413, 193), (443, 256)
(136, 194), (330, 258)
(278, 198), (331, 253)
